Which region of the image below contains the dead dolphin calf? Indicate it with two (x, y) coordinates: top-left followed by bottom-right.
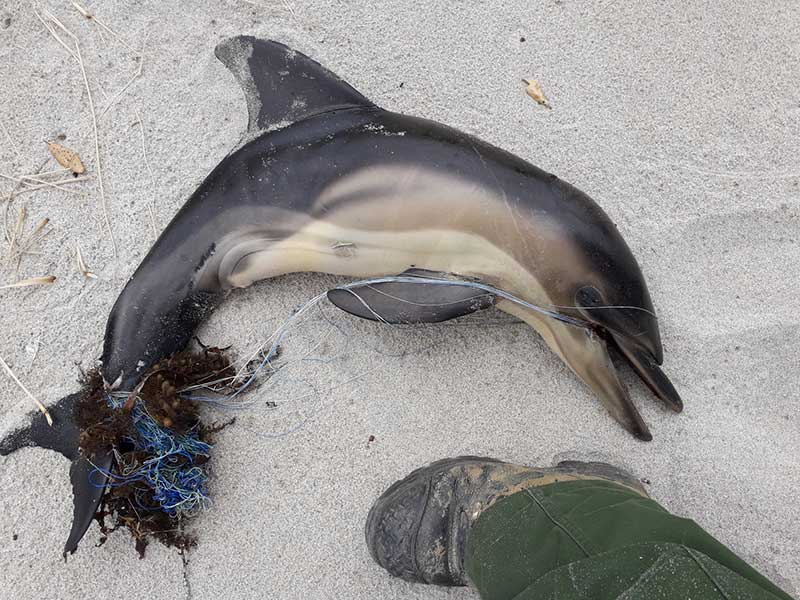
(0, 36), (681, 554)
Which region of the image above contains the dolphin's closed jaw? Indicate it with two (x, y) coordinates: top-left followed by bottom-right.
(611, 334), (683, 413)
(497, 299), (652, 440)
(573, 285), (680, 414)
(570, 330), (654, 441)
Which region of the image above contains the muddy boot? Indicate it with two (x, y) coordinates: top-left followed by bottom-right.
(364, 456), (646, 587)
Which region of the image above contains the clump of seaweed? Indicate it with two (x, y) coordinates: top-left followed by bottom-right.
(75, 347), (237, 556)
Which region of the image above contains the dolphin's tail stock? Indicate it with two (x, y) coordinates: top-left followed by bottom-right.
(101, 36), (378, 391)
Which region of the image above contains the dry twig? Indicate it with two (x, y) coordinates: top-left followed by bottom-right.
(0, 275), (56, 289)
(0, 354), (53, 425)
(34, 7), (118, 258)
(76, 244), (97, 278)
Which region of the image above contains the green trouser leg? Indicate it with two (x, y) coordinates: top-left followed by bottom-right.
(464, 480), (794, 600)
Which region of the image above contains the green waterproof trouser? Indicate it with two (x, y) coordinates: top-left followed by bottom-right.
(464, 480), (794, 600)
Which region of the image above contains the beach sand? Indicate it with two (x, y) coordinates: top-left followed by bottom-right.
(1, 1), (798, 598)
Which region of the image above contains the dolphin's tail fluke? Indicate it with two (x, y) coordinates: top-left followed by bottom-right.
(0, 393), (111, 556)
(0, 393), (80, 460)
(64, 452), (112, 557)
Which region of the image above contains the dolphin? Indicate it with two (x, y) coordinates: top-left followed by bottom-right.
(0, 36), (681, 554)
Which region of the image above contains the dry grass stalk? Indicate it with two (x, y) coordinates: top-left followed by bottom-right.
(0, 170), (87, 195)
(34, 7), (118, 259)
(97, 30), (149, 121)
(0, 275), (56, 289)
(71, 1), (135, 52)
(2, 156), (49, 249)
(0, 354), (53, 425)
(0, 121), (22, 160)
(133, 108), (158, 238)
(10, 206), (26, 249)
(8, 175), (93, 198)
(282, 0), (298, 20)
(72, 10), (153, 240)
(98, 58), (143, 119)
(4, 206), (52, 269)
(4, 206), (26, 267)
(76, 244), (97, 278)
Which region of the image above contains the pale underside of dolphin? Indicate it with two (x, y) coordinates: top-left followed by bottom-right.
(0, 36), (681, 554)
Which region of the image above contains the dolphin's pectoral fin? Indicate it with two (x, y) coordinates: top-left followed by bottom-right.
(64, 452), (112, 557)
(327, 269), (496, 324)
(0, 393), (81, 460)
(214, 36), (375, 135)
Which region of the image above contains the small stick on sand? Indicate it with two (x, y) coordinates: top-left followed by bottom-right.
(0, 275), (56, 289)
(133, 107), (158, 237)
(35, 7), (118, 259)
(0, 171), (87, 195)
(0, 354), (54, 425)
(71, 1), (135, 52)
(0, 121), (22, 160)
(7, 176), (93, 199)
(76, 244), (97, 278)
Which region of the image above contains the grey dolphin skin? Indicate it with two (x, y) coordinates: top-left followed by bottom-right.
(0, 36), (681, 554)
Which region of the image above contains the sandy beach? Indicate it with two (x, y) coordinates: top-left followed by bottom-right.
(1, 1), (798, 598)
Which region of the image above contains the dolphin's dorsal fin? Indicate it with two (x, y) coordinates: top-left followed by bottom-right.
(215, 36), (374, 134)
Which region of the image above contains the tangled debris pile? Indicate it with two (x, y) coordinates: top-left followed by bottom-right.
(75, 348), (237, 556)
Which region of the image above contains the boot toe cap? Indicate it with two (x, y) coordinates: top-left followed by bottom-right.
(365, 475), (430, 583)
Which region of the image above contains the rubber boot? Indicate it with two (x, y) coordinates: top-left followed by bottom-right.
(365, 456), (646, 586)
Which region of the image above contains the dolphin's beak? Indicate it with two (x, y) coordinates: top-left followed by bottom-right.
(498, 299), (653, 441)
(609, 333), (682, 413)
(573, 285), (680, 413)
(570, 329), (654, 441)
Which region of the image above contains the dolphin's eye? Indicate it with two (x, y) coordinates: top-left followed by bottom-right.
(576, 286), (603, 308)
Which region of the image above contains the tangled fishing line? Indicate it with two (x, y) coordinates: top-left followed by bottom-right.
(78, 275), (593, 554)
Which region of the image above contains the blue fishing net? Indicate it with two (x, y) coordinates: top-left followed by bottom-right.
(92, 392), (212, 518)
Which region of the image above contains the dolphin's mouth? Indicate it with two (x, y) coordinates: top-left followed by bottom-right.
(570, 285), (682, 439)
(606, 332), (683, 413)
